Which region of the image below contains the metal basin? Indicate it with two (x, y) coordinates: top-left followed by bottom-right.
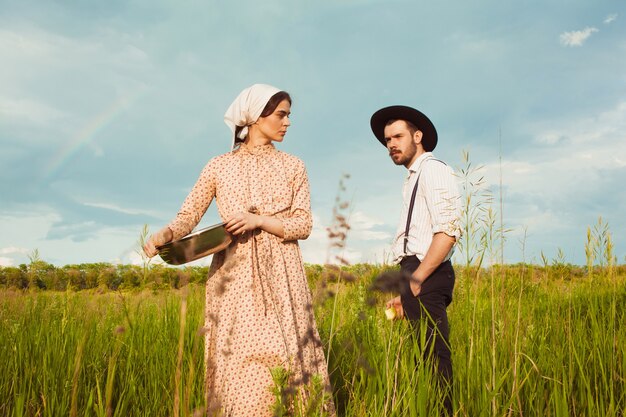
(157, 223), (232, 265)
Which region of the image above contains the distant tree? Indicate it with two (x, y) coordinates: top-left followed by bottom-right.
(186, 266), (209, 284)
(27, 250), (56, 289)
(48, 267), (69, 290)
(70, 268), (88, 290)
(95, 266), (117, 290)
(1, 267), (28, 289)
(117, 265), (140, 289)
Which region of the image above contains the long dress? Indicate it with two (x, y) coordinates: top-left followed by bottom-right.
(168, 143), (334, 416)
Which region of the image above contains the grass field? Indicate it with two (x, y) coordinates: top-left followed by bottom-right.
(1, 263), (624, 416)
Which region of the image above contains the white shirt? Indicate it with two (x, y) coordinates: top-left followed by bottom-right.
(391, 152), (462, 264)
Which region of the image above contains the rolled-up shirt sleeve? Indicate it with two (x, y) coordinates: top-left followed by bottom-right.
(281, 159), (313, 242)
(167, 160), (217, 240)
(423, 162), (462, 240)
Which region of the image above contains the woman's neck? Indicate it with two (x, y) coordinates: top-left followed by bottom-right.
(244, 129), (272, 147)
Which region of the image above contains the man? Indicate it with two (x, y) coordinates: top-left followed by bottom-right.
(370, 105), (461, 415)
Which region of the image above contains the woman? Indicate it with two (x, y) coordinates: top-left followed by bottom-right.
(143, 84), (334, 416)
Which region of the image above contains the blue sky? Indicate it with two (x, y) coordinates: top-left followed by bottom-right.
(1, 0), (625, 267)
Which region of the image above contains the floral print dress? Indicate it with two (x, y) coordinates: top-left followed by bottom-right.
(168, 143), (334, 416)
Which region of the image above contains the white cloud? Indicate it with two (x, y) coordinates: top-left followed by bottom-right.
(0, 246), (30, 255)
(444, 32), (505, 56)
(614, 157), (626, 168)
(0, 214), (56, 266)
(0, 26), (153, 139)
(82, 202), (157, 217)
(125, 250), (148, 266)
(475, 101), (626, 261)
(0, 28), (59, 58)
(46, 221), (99, 241)
(349, 211), (391, 241)
(336, 247), (365, 265)
(0, 247), (31, 266)
(559, 27), (598, 47)
(299, 209), (395, 265)
(0, 96), (66, 125)
(0, 27), (151, 75)
(604, 14), (617, 24)
(0, 207), (154, 266)
(300, 212), (332, 265)
(0, 257), (15, 266)
(535, 132), (568, 146)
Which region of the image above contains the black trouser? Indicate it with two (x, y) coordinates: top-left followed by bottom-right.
(400, 255), (454, 416)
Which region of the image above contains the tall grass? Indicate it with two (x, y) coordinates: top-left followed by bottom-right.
(2, 152), (625, 416)
(0, 288), (205, 416)
(2, 265), (624, 416)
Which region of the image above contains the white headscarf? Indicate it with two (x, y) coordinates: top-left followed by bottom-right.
(224, 84), (281, 149)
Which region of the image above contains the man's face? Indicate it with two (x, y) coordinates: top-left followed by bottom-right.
(384, 120), (423, 168)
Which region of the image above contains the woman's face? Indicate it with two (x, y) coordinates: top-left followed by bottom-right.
(254, 99), (291, 142)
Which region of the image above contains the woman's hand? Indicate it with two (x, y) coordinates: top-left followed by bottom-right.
(143, 226), (173, 258)
(385, 296), (404, 320)
(225, 212), (261, 236)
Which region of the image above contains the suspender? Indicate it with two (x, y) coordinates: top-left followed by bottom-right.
(403, 158), (446, 255)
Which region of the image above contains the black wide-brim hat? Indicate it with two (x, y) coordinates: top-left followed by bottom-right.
(370, 105), (438, 151)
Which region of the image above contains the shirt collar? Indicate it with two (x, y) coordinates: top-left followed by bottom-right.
(407, 152), (433, 173)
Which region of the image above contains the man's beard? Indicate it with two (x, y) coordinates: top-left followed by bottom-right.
(390, 144), (416, 166)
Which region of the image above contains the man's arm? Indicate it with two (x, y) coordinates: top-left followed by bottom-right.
(409, 161), (461, 296)
(409, 232), (456, 296)
(385, 232), (455, 315)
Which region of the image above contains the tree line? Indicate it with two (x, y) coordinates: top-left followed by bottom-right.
(0, 260), (210, 291)
(2, 258), (625, 292)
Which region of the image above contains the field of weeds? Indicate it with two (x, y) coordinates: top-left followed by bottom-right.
(1, 263), (624, 416)
(2, 160), (624, 416)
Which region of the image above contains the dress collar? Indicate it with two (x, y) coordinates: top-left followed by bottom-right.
(237, 143), (276, 156)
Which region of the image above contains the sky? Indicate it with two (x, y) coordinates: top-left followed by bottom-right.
(1, 0), (625, 268)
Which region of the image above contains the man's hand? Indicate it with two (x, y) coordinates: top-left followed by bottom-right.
(409, 274), (423, 297)
(143, 226), (173, 258)
(385, 296), (404, 320)
(406, 232), (456, 296)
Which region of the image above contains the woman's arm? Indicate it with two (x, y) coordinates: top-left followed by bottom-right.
(225, 213), (285, 238)
(143, 226), (173, 258)
(224, 158), (311, 241)
(279, 159), (312, 241)
(143, 159), (217, 258)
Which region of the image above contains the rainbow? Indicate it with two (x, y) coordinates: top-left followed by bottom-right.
(42, 87), (147, 181)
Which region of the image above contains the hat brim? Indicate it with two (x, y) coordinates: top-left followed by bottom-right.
(370, 105), (438, 151)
